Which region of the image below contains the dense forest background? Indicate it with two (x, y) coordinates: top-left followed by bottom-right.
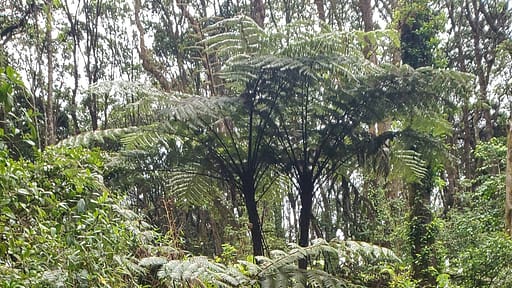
(1, 0), (512, 287)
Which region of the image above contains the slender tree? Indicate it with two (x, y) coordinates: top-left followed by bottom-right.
(44, 0), (56, 145)
(62, 0), (81, 134)
(506, 113), (512, 236)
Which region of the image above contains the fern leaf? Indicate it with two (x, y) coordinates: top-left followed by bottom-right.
(167, 169), (218, 208)
(56, 127), (138, 147)
(139, 256), (168, 268)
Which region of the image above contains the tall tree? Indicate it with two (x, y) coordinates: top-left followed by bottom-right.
(251, 0), (265, 27)
(399, 0), (443, 285)
(62, 0), (81, 134)
(507, 114), (512, 236)
(83, 0), (103, 131)
(44, 0), (56, 145)
(134, 0), (172, 92)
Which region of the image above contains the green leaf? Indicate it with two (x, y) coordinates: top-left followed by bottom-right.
(77, 198), (86, 213)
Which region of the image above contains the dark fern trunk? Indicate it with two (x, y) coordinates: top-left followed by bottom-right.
(243, 178), (264, 257)
(298, 172), (314, 269)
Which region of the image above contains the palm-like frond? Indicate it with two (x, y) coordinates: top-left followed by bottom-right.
(203, 15), (267, 56)
(203, 16), (396, 92)
(390, 149), (429, 183)
(56, 127), (138, 147)
(119, 125), (167, 150)
(87, 80), (230, 123)
(331, 239), (400, 264)
(138, 238), (400, 287)
(59, 80), (233, 148)
(167, 168), (219, 208)
(141, 255), (253, 287)
(257, 239), (338, 274)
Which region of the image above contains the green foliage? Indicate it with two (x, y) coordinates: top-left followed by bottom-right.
(0, 147), (151, 287)
(56, 126), (138, 148)
(396, 0), (445, 68)
(86, 81), (227, 126)
(0, 65), (37, 159)
(0, 66), (25, 112)
(138, 238), (401, 287)
(473, 137), (507, 173)
(442, 209), (512, 287)
(439, 138), (512, 287)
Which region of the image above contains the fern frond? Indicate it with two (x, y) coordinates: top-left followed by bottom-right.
(390, 149), (428, 183)
(119, 125), (169, 150)
(167, 169), (219, 208)
(144, 256), (251, 287)
(257, 239), (338, 276)
(56, 127), (138, 147)
(305, 269), (359, 288)
(139, 256), (168, 268)
(330, 239), (400, 265)
(86, 80), (230, 123)
(139, 239), (399, 287)
(203, 15), (267, 56)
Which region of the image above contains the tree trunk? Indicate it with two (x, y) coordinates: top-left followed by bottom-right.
(243, 179), (265, 257)
(462, 102), (474, 179)
(45, 0), (56, 145)
(88, 94), (98, 131)
(358, 0), (376, 62)
(134, 0), (172, 92)
(506, 116), (512, 236)
(319, 187), (332, 240)
(314, 0), (326, 22)
(251, 0), (265, 27)
(70, 40), (81, 134)
(63, 0), (80, 134)
(298, 173), (314, 269)
(444, 158), (457, 215)
(84, 0), (102, 131)
(273, 199), (285, 239)
(341, 176), (352, 237)
(409, 169), (437, 287)
(177, 2), (219, 96)
(399, 4), (438, 285)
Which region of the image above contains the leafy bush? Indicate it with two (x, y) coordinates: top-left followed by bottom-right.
(438, 138), (512, 287)
(0, 147), (151, 287)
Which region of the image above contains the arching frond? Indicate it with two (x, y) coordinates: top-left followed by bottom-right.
(56, 127), (138, 147)
(139, 238), (400, 287)
(119, 127), (166, 150)
(167, 168), (219, 208)
(86, 80), (230, 123)
(141, 255), (253, 287)
(391, 149), (429, 183)
(203, 15), (267, 56)
(330, 239), (400, 264)
(60, 80), (235, 149)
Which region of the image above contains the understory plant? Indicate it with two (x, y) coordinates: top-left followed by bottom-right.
(0, 147), (153, 287)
